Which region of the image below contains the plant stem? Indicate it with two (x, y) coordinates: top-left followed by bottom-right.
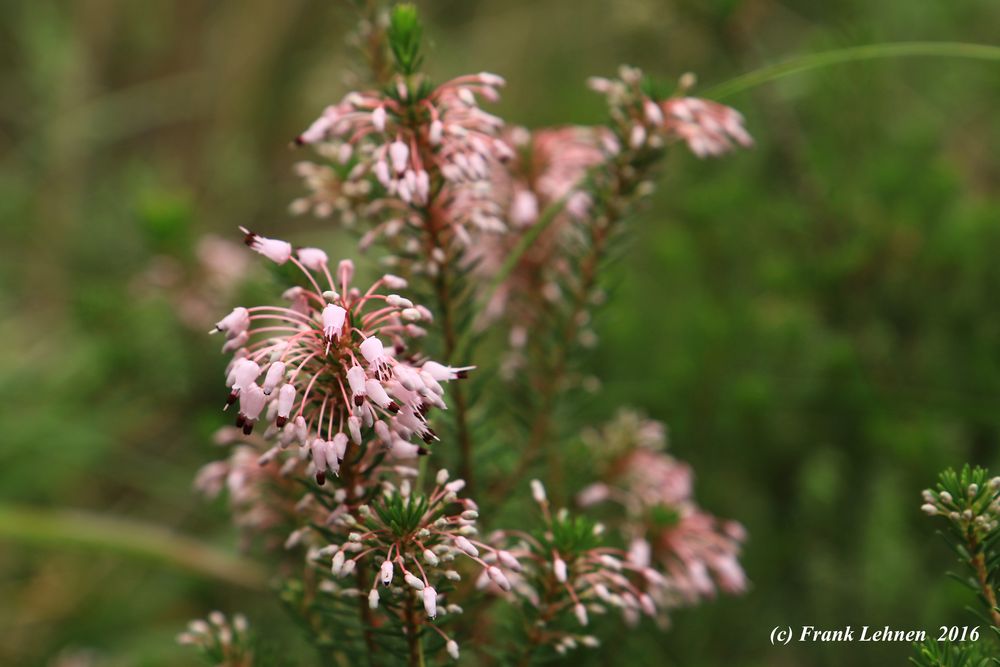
(968, 534), (1000, 627)
(404, 590), (425, 667)
(513, 574), (560, 667)
(490, 201), (614, 505)
(343, 455), (379, 663)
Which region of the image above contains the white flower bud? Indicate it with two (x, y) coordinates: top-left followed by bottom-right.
(554, 557), (567, 583)
(454, 536), (479, 557)
(422, 586), (437, 618)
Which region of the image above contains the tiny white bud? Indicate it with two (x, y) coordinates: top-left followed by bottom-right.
(530, 479), (547, 504)
(554, 557), (567, 583)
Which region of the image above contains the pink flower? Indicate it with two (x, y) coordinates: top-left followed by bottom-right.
(240, 227), (292, 264)
(210, 231), (473, 471)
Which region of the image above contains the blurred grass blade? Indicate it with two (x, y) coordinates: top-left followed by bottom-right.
(707, 41), (1000, 99)
(0, 504), (266, 589)
(455, 194), (568, 360)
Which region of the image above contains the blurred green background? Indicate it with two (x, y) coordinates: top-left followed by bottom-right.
(3, 1), (1000, 665)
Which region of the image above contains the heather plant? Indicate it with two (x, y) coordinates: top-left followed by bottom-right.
(914, 467), (1000, 666)
(183, 3), (751, 664)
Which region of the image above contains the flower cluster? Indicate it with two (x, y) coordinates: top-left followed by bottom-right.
(177, 612), (253, 667)
(488, 480), (665, 655)
(314, 469), (521, 660)
(211, 228), (472, 484)
(577, 411), (747, 612)
(470, 125), (613, 340)
(292, 71), (512, 263)
(921, 467), (1000, 536)
(589, 66), (752, 158)
(184, 5), (753, 664)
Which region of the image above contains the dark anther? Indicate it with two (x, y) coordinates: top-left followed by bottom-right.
(388, 401), (400, 414)
(276, 416), (288, 428)
(242, 421), (254, 436)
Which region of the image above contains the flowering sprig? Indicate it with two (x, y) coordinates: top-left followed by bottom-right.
(487, 479), (670, 660)
(921, 466), (1000, 627)
(178, 611), (254, 667)
(186, 4), (752, 665)
(311, 468), (520, 663)
(578, 411), (747, 613)
(211, 228), (473, 485)
(482, 67), (752, 505)
(913, 466), (1000, 665)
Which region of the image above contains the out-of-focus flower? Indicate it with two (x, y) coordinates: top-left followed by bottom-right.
(132, 234), (254, 331)
(589, 66), (752, 158)
(177, 611), (254, 667)
(468, 125), (613, 344)
(577, 410), (747, 616)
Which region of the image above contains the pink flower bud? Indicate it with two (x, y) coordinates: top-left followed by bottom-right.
(365, 378), (394, 409)
(213, 307), (250, 336)
(331, 433), (348, 461)
(296, 247), (328, 270)
(422, 586), (437, 618)
(422, 361), (474, 381)
(359, 337), (384, 362)
(531, 479), (547, 504)
(261, 361), (285, 394)
(511, 190), (539, 227)
(229, 359), (260, 391)
(372, 106), (386, 132)
(382, 274), (408, 289)
(389, 140), (409, 174)
(404, 573), (424, 590)
(348, 416), (362, 444)
(241, 227), (292, 264)
(239, 384), (266, 422)
(487, 566), (511, 591)
(311, 438), (327, 474)
(454, 536), (479, 558)
(322, 304), (346, 340)
(553, 556), (567, 583)
(337, 259), (354, 286)
(429, 120), (443, 145)
(380, 560), (394, 585)
(497, 550), (522, 572)
(222, 331), (248, 353)
(276, 384), (295, 425)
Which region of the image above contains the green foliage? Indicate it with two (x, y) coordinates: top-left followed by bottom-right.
(542, 513), (602, 555)
(4, 0), (1000, 665)
(911, 637), (1000, 667)
(387, 3), (424, 76)
(371, 491), (432, 538)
